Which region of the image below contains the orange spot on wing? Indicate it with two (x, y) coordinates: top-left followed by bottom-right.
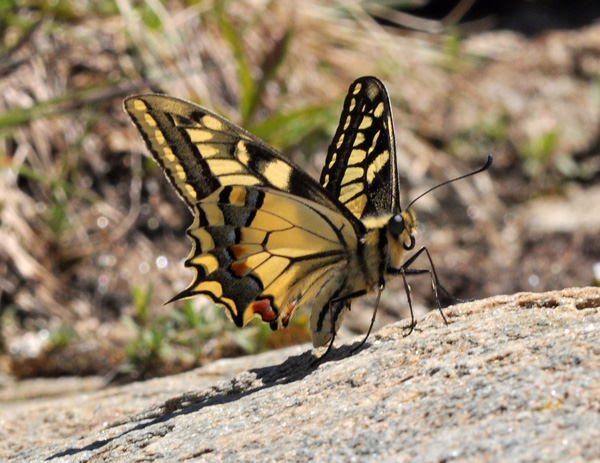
(231, 260), (249, 276)
(230, 245), (246, 259)
(282, 301), (297, 326)
(251, 299), (277, 322)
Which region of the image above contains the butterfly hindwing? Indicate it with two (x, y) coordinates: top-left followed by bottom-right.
(177, 185), (357, 334)
(320, 76), (400, 219)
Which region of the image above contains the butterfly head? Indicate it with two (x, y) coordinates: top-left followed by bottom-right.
(384, 209), (417, 270)
(387, 210), (417, 251)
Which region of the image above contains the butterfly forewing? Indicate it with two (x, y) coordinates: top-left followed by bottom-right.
(320, 76), (400, 219)
(124, 95), (340, 213)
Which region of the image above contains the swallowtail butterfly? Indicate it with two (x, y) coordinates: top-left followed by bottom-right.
(124, 76), (491, 354)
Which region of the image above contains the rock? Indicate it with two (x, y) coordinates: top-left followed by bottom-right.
(1, 287), (599, 462)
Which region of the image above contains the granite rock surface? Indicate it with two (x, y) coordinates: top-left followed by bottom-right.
(1, 287), (599, 463)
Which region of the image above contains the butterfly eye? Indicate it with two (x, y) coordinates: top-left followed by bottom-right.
(387, 214), (405, 237)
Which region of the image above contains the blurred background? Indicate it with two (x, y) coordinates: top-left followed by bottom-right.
(1, 0), (599, 393)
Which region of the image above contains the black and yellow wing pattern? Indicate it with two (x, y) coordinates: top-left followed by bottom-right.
(124, 76), (418, 348)
(320, 77), (400, 220)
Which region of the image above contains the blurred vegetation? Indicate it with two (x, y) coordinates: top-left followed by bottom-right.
(1, 0), (599, 386)
(0, 0), (369, 381)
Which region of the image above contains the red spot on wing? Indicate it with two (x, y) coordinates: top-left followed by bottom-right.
(251, 299), (277, 322)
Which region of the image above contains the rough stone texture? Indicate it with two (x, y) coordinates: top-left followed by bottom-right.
(1, 287), (599, 463)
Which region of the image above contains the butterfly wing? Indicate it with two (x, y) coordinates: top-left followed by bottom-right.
(320, 76), (400, 219)
(180, 185), (357, 343)
(124, 95), (339, 212)
(124, 95), (364, 346)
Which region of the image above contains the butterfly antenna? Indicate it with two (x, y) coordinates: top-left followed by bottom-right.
(406, 154), (492, 210)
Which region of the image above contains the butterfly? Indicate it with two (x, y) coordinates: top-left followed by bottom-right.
(124, 76), (491, 355)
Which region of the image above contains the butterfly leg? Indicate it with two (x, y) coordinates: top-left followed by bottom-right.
(405, 268), (464, 307)
(352, 284), (384, 353)
(399, 269), (417, 336)
(402, 248), (467, 304)
(389, 245), (449, 329)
